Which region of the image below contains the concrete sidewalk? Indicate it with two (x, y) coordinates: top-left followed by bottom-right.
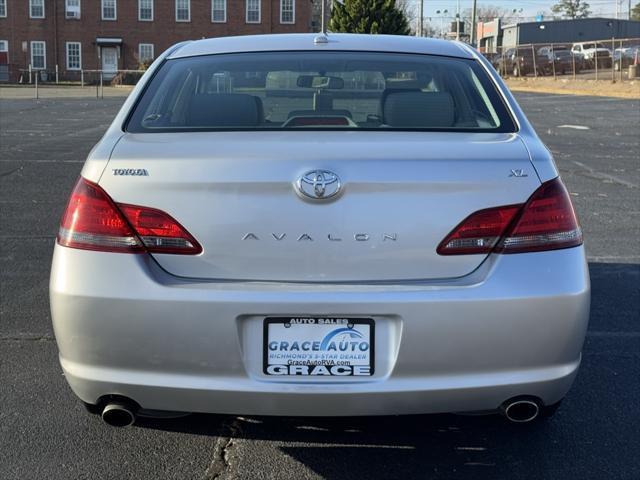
(0, 84), (134, 100)
(505, 77), (640, 99)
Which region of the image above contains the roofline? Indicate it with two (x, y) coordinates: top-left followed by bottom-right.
(167, 33), (474, 60)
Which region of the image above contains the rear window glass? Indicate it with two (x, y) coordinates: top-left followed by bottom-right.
(127, 51), (516, 133)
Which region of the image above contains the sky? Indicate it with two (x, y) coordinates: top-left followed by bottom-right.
(410, 0), (634, 22)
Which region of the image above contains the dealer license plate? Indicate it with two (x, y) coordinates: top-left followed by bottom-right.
(263, 317), (375, 376)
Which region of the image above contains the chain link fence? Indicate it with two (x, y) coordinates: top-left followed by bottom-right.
(12, 68), (145, 99)
(485, 37), (640, 83)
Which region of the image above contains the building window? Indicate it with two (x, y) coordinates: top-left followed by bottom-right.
(30, 0), (45, 18)
(0, 40), (8, 53)
(30, 41), (46, 69)
(280, 0), (294, 24)
(66, 42), (81, 70)
(176, 0), (190, 22)
(101, 0), (116, 20)
(211, 0), (226, 23)
(246, 0), (260, 23)
(65, 0), (81, 19)
(138, 43), (154, 64)
(0, 0), (6, 18)
(139, 0), (153, 21)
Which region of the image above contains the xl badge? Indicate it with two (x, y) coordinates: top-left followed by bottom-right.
(295, 170), (341, 200)
(509, 169), (528, 178)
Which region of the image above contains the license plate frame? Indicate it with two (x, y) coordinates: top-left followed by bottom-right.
(263, 317), (375, 377)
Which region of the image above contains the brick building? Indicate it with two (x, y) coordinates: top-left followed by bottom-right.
(0, 0), (313, 82)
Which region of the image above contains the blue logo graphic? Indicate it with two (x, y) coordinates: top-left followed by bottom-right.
(320, 327), (364, 350)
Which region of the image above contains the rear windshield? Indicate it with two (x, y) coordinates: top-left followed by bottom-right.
(127, 51), (516, 133)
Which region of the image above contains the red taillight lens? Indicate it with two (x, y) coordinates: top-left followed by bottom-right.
(58, 178), (145, 253)
(58, 178), (201, 255)
(118, 204), (202, 255)
(287, 117), (351, 127)
(437, 205), (521, 255)
(437, 178), (582, 256)
(497, 178), (582, 254)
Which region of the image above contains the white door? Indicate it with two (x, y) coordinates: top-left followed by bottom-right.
(101, 47), (118, 79)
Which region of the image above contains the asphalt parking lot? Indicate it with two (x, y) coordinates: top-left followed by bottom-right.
(1, 90), (639, 480)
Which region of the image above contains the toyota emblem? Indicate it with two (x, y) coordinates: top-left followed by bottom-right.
(295, 170), (342, 200)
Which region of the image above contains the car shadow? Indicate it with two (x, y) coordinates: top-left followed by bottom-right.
(134, 262), (639, 479)
(137, 411), (560, 479)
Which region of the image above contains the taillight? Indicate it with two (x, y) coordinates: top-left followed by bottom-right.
(58, 178), (145, 253)
(118, 204), (202, 254)
(497, 178), (582, 254)
(437, 205), (521, 255)
(437, 178), (582, 256)
(58, 177), (201, 255)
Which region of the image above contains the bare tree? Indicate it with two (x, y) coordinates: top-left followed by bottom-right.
(400, 0), (437, 37)
(474, 5), (513, 22)
(397, 0), (416, 24)
(461, 4), (512, 41)
(398, 0), (419, 35)
(463, 4), (512, 25)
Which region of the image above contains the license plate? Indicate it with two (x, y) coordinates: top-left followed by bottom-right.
(263, 317), (375, 376)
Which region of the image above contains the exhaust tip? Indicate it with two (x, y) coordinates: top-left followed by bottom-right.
(101, 402), (136, 427)
(502, 399), (540, 423)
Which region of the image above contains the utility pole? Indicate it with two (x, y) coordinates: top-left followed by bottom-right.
(456, 0), (460, 41)
(471, 0), (478, 46)
(436, 10), (448, 38)
(419, 0), (424, 37)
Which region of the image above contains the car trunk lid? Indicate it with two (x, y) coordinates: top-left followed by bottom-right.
(101, 131), (540, 282)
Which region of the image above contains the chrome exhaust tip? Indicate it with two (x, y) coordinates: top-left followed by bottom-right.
(101, 402), (137, 427)
(501, 398), (540, 423)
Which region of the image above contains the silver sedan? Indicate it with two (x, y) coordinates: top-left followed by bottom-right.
(50, 34), (589, 427)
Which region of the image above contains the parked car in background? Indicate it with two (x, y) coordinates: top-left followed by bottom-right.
(482, 52), (502, 71)
(499, 47), (550, 76)
(571, 42), (612, 68)
(613, 45), (640, 71)
(538, 46), (582, 75)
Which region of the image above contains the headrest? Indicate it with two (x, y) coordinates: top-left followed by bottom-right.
(187, 94), (263, 127)
(383, 91), (455, 128)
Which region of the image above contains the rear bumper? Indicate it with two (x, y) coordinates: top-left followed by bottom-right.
(50, 246), (590, 416)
